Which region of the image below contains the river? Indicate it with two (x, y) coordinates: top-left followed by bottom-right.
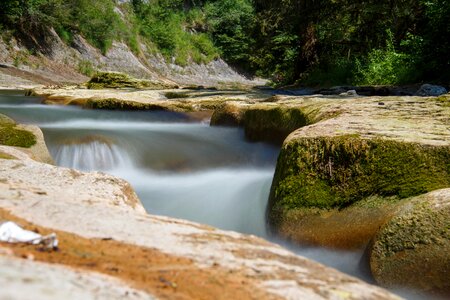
(0, 90), (432, 299)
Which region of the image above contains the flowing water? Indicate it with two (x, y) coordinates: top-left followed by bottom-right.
(1, 90), (434, 299)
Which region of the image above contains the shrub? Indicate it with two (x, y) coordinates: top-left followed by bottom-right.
(354, 32), (418, 85)
(78, 60), (95, 76)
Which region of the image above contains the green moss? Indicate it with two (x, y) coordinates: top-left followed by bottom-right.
(210, 103), (246, 126)
(86, 71), (176, 90)
(164, 92), (189, 99)
(244, 107), (311, 144)
(435, 94), (450, 107)
(0, 151), (16, 159)
(369, 194), (450, 292)
(85, 98), (168, 111)
(374, 199), (448, 258)
(0, 125), (36, 148)
(0, 114), (15, 126)
(269, 136), (450, 226)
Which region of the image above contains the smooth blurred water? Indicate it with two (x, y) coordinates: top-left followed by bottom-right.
(0, 91), (279, 237)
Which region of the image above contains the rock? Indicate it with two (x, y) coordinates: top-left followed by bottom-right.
(210, 102), (247, 126)
(0, 114), (53, 164)
(0, 255), (154, 300)
(86, 71), (177, 90)
(369, 189), (450, 293)
(415, 84), (447, 96)
(0, 115), (36, 148)
(266, 96), (450, 249)
(339, 89), (358, 97)
(243, 105), (312, 145)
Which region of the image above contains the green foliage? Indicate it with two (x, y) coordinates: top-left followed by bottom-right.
(204, 0), (255, 67)
(78, 60), (95, 77)
(71, 0), (121, 54)
(251, 0), (450, 85)
(133, 0), (220, 65)
(302, 58), (355, 87)
(1, 0), (448, 83)
(354, 32), (419, 85)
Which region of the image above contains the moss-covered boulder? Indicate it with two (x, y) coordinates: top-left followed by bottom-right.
(270, 137), (450, 211)
(210, 102), (247, 126)
(268, 136), (450, 248)
(0, 114), (36, 148)
(84, 98), (168, 111)
(369, 189), (450, 293)
(267, 96), (450, 249)
(244, 106), (312, 144)
(86, 71), (177, 90)
(211, 101), (323, 144)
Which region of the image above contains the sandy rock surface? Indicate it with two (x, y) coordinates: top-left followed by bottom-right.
(0, 253), (154, 300)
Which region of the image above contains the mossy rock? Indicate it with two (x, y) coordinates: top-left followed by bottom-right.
(0, 114), (36, 148)
(164, 92), (190, 99)
(436, 93), (450, 107)
(86, 71), (177, 90)
(84, 98), (168, 111)
(275, 196), (404, 249)
(0, 125), (36, 148)
(244, 106), (312, 145)
(0, 114), (16, 126)
(369, 189), (450, 293)
(268, 135), (450, 230)
(210, 102), (247, 127)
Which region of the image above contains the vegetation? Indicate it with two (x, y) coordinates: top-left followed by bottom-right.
(86, 71), (176, 89)
(0, 115), (36, 148)
(244, 107), (311, 144)
(0, 0), (448, 85)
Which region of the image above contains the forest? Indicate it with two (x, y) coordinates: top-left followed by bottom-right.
(0, 0), (449, 86)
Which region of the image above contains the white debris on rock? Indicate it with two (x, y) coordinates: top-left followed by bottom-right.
(0, 221), (58, 249)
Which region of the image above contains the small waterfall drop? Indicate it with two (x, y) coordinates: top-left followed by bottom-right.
(51, 135), (132, 171)
(113, 168), (274, 237)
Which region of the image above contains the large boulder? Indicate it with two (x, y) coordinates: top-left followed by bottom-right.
(0, 113), (53, 164)
(369, 189), (450, 293)
(266, 95), (450, 249)
(86, 71), (176, 90)
(415, 84), (447, 96)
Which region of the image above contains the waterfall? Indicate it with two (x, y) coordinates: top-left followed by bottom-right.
(52, 138), (132, 171)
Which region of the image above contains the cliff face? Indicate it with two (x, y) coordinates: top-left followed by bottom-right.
(0, 27), (263, 88)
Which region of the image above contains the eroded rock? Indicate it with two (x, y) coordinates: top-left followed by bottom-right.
(0, 254), (154, 300)
(86, 71), (177, 90)
(266, 96), (450, 249)
(415, 84), (447, 97)
(369, 189), (450, 293)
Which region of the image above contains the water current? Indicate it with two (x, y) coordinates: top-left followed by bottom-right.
(0, 90), (432, 299)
